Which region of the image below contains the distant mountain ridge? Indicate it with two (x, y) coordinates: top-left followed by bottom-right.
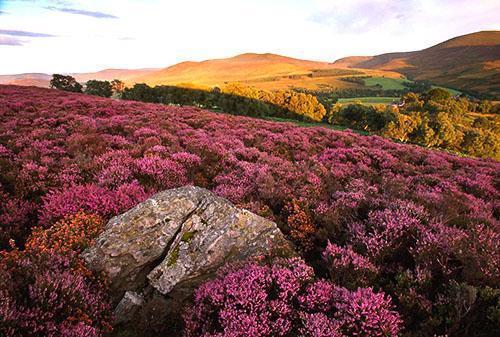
(334, 31), (500, 97)
(127, 53), (340, 87)
(1, 31), (498, 97)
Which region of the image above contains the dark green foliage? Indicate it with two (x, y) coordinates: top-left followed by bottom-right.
(425, 88), (452, 101)
(122, 83), (326, 122)
(337, 104), (389, 131)
(339, 76), (372, 85)
(403, 80), (433, 93)
(84, 80), (113, 98)
(49, 74), (82, 93)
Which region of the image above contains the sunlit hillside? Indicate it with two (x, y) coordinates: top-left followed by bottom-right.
(127, 52), (403, 90)
(336, 31), (500, 97)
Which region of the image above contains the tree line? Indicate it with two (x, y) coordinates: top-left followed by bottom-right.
(50, 74), (124, 98)
(49, 74), (326, 122)
(121, 82), (326, 122)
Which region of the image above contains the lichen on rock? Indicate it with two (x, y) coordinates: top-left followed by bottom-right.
(81, 186), (295, 326)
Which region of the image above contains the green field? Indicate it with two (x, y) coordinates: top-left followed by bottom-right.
(338, 97), (398, 106)
(364, 77), (410, 90)
(364, 77), (462, 95)
(431, 85), (462, 96)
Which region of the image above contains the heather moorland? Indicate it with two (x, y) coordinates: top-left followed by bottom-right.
(0, 85), (498, 336)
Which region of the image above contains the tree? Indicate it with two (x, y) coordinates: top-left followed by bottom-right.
(381, 111), (418, 142)
(111, 79), (125, 95)
(462, 129), (500, 160)
(425, 88), (451, 102)
(50, 74), (82, 93)
(478, 100), (493, 114)
(432, 112), (463, 149)
(84, 80), (113, 98)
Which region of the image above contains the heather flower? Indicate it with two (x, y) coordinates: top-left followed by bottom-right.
(0, 249), (111, 337)
(323, 241), (378, 288)
(39, 182), (147, 226)
(184, 258), (401, 337)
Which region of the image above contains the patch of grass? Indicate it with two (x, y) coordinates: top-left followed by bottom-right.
(364, 77), (410, 90)
(363, 77), (461, 95)
(338, 97), (398, 106)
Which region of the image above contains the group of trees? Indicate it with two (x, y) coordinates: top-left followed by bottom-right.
(50, 74), (327, 122)
(122, 82), (327, 122)
(50, 74), (124, 98)
(48, 75), (499, 159)
(333, 88), (499, 159)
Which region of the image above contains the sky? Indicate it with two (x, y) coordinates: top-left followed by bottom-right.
(0, 0), (499, 74)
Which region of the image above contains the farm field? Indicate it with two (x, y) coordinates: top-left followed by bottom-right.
(363, 76), (410, 90)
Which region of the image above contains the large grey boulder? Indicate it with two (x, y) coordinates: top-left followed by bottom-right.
(82, 186), (294, 327)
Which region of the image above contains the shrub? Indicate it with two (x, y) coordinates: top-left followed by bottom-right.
(323, 241), (378, 288)
(0, 249), (111, 337)
(184, 258), (401, 337)
(0, 209), (110, 336)
(39, 182), (148, 226)
(25, 212), (104, 255)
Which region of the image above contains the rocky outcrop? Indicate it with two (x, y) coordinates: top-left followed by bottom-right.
(82, 186), (294, 329)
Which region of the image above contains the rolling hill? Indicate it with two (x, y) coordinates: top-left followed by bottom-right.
(0, 73), (52, 87)
(72, 68), (159, 83)
(334, 31), (500, 97)
(126, 53), (365, 90)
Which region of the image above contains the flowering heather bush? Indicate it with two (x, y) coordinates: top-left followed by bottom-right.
(0, 85), (499, 336)
(0, 211), (110, 336)
(183, 258), (402, 337)
(323, 241), (378, 288)
(0, 246), (111, 336)
(39, 182), (147, 227)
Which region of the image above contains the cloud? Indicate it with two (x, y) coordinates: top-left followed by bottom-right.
(0, 11), (8, 15)
(0, 29), (56, 37)
(0, 36), (23, 46)
(311, 0), (418, 33)
(45, 6), (118, 19)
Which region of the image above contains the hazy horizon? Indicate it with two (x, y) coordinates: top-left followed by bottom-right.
(1, 0), (499, 75)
